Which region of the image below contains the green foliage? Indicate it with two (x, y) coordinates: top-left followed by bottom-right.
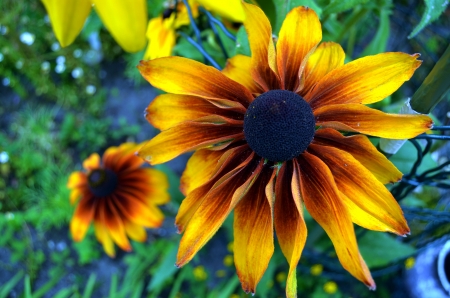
(408, 0), (449, 38)
(359, 231), (416, 268)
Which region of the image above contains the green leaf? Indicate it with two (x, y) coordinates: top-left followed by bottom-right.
(82, 273), (97, 298)
(359, 231), (415, 267)
(408, 0), (449, 38)
(235, 26), (251, 57)
(323, 0), (369, 16)
(147, 243), (178, 291)
(273, 0), (323, 34)
(389, 140), (437, 175)
(360, 8), (390, 56)
(0, 271), (24, 298)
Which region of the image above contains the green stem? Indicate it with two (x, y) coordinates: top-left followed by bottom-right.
(410, 44), (450, 114)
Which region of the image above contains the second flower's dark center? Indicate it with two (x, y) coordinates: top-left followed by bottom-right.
(243, 90), (315, 162)
(87, 169), (118, 197)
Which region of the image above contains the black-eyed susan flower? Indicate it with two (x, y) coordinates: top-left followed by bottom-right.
(41, 0), (147, 52)
(67, 143), (169, 257)
(137, 3), (433, 297)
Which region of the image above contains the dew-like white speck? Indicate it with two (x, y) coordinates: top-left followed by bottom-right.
(2, 77), (10, 86)
(55, 63), (66, 73)
(41, 61), (51, 72)
(19, 32), (35, 45)
(0, 53), (3, 62)
(15, 60), (23, 69)
(56, 55), (66, 65)
(71, 67), (83, 79)
(73, 49), (83, 58)
(51, 42), (60, 51)
(0, 151), (9, 163)
(86, 85), (96, 95)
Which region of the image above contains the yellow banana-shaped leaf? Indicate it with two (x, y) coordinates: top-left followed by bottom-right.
(92, 0), (148, 53)
(41, 0), (92, 47)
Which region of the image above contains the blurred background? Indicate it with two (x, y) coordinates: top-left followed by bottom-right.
(0, 0), (449, 297)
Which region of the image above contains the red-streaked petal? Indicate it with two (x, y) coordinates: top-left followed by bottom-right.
(108, 144), (143, 173)
(242, 2), (280, 91)
(176, 145), (253, 232)
(277, 6), (322, 91)
(94, 220), (115, 257)
(82, 153), (100, 171)
(302, 42), (345, 95)
(313, 128), (402, 184)
(274, 161), (307, 298)
(104, 199), (132, 251)
(307, 53), (422, 109)
(146, 94), (244, 131)
(113, 189), (164, 227)
(70, 196), (96, 242)
(314, 104), (433, 139)
(67, 172), (87, 189)
(138, 57), (253, 106)
(234, 166), (275, 294)
(176, 156), (263, 267)
(180, 149), (225, 195)
(138, 116), (244, 164)
(123, 219), (147, 242)
(222, 54), (261, 94)
(297, 152), (375, 289)
(308, 144), (409, 235)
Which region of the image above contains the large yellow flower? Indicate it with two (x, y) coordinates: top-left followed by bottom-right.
(137, 3), (432, 297)
(67, 143), (169, 257)
(41, 0), (147, 52)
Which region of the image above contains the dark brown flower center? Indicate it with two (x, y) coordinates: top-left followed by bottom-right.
(87, 169), (118, 197)
(243, 90), (315, 162)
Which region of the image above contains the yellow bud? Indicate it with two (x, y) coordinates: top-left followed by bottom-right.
(310, 264), (323, 276)
(405, 257), (415, 269)
(323, 281), (338, 294)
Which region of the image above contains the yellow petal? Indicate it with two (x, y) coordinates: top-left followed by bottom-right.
(143, 168), (170, 205)
(314, 104), (433, 139)
(146, 94), (241, 131)
(41, 0), (92, 47)
(124, 220), (147, 242)
(138, 57), (253, 106)
(242, 2), (280, 91)
(67, 171), (87, 189)
(313, 128), (402, 184)
(176, 145), (252, 232)
(277, 6), (322, 91)
(92, 0), (147, 52)
(176, 155), (263, 267)
(274, 161), (307, 298)
(143, 17), (176, 60)
(307, 53), (422, 109)
(196, 0), (245, 22)
(82, 153), (100, 171)
(302, 42), (345, 95)
(70, 198), (96, 242)
(103, 200), (132, 251)
(308, 144), (409, 235)
(94, 221), (115, 257)
(298, 152), (375, 289)
(234, 167), (275, 294)
(222, 55), (261, 94)
(180, 149), (225, 195)
(69, 188), (83, 205)
(138, 116), (244, 165)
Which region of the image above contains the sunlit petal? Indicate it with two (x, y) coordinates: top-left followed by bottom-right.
(298, 152), (375, 289)
(82, 153), (100, 171)
(308, 144), (409, 235)
(196, 0), (245, 22)
(138, 57), (253, 106)
(313, 128), (402, 183)
(307, 53), (422, 109)
(222, 55), (262, 94)
(302, 42), (345, 95)
(242, 2), (280, 91)
(274, 161), (307, 298)
(314, 104), (433, 139)
(277, 6), (322, 91)
(144, 16), (176, 60)
(234, 167), (275, 294)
